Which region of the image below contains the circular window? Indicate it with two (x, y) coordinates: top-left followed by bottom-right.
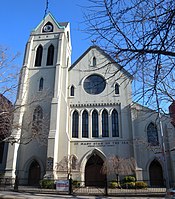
(83, 74), (106, 95)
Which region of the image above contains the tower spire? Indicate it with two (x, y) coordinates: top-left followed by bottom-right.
(43, 0), (49, 19)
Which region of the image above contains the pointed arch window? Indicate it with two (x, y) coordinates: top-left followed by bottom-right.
(32, 106), (43, 133)
(33, 106), (43, 122)
(72, 110), (79, 138)
(67, 32), (69, 42)
(115, 83), (119, 94)
(102, 110), (109, 137)
(93, 57), (96, 67)
(39, 78), (44, 91)
(92, 110), (99, 137)
(35, 45), (43, 66)
(71, 155), (77, 170)
(82, 110), (88, 138)
(112, 109), (119, 137)
(47, 44), (54, 65)
(147, 123), (159, 146)
(70, 85), (75, 97)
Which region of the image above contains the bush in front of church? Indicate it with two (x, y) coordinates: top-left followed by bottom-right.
(135, 181), (148, 189)
(40, 179), (55, 189)
(123, 176), (136, 183)
(72, 180), (80, 188)
(121, 175), (135, 189)
(121, 181), (136, 189)
(109, 181), (121, 188)
(121, 176), (147, 189)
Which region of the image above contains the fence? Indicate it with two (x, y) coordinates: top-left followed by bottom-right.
(71, 180), (166, 196)
(0, 177), (167, 197)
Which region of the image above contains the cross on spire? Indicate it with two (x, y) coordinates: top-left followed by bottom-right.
(91, 39), (96, 46)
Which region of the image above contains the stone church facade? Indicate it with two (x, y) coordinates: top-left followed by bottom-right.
(4, 13), (175, 186)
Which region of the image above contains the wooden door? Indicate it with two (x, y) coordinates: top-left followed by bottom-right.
(85, 154), (106, 187)
(28, 160), (41, 186)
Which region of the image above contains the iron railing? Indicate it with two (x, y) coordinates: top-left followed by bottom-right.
(0, 177), (168, 197)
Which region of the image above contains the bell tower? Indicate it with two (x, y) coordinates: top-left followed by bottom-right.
(5, 13), (71, 183)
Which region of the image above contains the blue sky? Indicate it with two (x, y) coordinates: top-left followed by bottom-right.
(0, 0), (92, 66)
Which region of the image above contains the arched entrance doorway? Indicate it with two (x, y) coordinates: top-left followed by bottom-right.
(85, 154), (106, 187)
(28, 160), (41, 186)
(149, 160), (164, 187)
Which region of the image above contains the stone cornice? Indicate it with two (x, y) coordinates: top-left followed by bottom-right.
(70, 102), (120, 108)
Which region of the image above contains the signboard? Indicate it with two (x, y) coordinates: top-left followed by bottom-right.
(73, 141), (129, 147)
(56, 180), (69, 192)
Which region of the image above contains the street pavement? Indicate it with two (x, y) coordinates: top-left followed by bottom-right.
(0, 191), (165, 199)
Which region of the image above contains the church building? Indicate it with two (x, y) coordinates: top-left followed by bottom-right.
(4, 13), (175, 186)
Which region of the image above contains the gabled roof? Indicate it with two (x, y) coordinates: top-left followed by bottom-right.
(33, 12), (68, 31)
(0, 94), (13, 110)
(69, 45), (132, 79)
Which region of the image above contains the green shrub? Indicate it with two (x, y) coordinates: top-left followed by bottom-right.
(122, 182), (135, 189)
(110, 181), (119, 188)
(123, 176), (136, 183)
(135, 181), (147, 189)
(72, 180), (80, 188)
(40, 179), (55, 189)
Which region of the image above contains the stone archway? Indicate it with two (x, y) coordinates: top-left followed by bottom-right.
(85, 154), (106, 187)
(149, 160), (164, 187)
(28, 160), (41, 186)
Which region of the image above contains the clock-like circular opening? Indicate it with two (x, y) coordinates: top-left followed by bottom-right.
(83, 74), (106, 95)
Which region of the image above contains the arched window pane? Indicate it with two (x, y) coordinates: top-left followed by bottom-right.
(102, 110), (109, 137)
(72, 111), (79, 138)
(82, 110), (88, 138)
(71, 156), (77, 170)
(112, 109), (119, 137)
(67, 32), (69, 42)
(47, 44), (54, 65)
(70, 86), (74, 96)
(32, 106), (43, 133)
(115, 83), (119, 94)
(147, 123), (159, 146)
(33, 106), (43, 121)
(35, 45), (43, 66)
(92, 110), (99, 137)
(39, 78), (44, 91)
(93, 57), (96, 67)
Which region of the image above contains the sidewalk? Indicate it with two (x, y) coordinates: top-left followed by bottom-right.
(0, 186), (166, 199)
(0, 191), (165, 199)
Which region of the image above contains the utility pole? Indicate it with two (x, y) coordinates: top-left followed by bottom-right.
(158, 111), (170, 189)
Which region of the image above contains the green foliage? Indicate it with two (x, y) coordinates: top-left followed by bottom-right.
(72, 180), (80, 188)
(135, 181), (148, 189)
(122, 176), (136, 189)
(109, 181), (120, 188)
(123, 176), (136, 183)
(122, 176), (147, 189)
(122, 182), (135, 189)
(40, 179), (55, 189)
